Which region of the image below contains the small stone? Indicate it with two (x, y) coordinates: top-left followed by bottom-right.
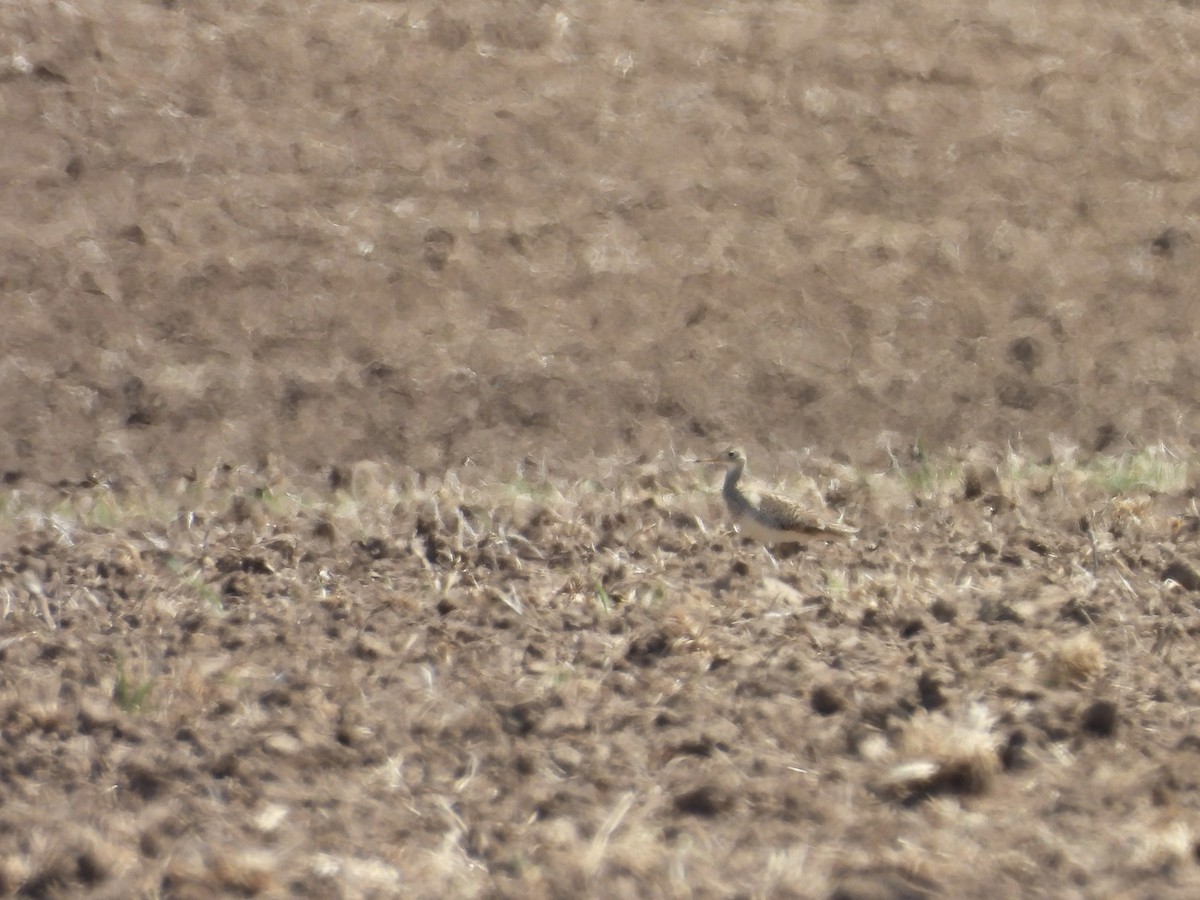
(264, 732), (302, 756)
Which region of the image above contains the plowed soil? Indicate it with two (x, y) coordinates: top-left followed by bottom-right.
(5, 0), (1200, 897)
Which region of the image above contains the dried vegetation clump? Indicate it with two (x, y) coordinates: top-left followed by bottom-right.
(1, 447), (1200, 895)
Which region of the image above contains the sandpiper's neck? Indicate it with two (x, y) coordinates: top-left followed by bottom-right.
(722, 459), (745, 493)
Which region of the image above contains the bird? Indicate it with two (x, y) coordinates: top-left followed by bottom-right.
(700, 447), (857, 557)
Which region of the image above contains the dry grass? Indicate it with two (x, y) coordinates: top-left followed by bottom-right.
(0, 446), (1199, 895)
(878, 704), (1002, 799)
(1047, 631), (1106, 688)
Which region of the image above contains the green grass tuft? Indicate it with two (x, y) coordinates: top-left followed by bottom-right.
(113, 657), (154, 714)
(1081, 446), (1188, 494)
(595, 579), (612, 612)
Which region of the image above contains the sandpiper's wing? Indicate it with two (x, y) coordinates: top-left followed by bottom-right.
(753, 489), (858, 539)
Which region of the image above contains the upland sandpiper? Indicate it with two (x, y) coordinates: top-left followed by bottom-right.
(702, 447), (857, 559)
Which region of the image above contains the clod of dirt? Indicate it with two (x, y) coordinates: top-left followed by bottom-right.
(899, 617), (926, 639)
(1001, 729), (1031, 771)
(811, 684), (846, 716)
(1162, 560), (1200, 592)
(1081, 699), (1119, 737)
(930, 597), (958, 624)
(353, 537), (391, 561)
(977, 598), (1024, 624)
(217, 554), (273, 575)
(1093, 424), (1119, 453)
(668, 511), (701, 530)
(917, 671), (947, 711)
(1024, 537), (1051, 557)
(973, 540), (999, 559)
(500, 701), (542, 737)
(1151, 226), (1187, 257)
(422, 227), (456, 270)
(73, 842), (111, 887)
(673, 782), (735, 818)
(996, 376), (1043, 411)
(123, 760), (169, 801)
(428, 11), (472, 51)
(963, 464), (1001, 501)
(685, 302), (708, 327)
(209, 753), (240, 780)
(1008, 336), (1042, 372)
(626, 630), (671, 666)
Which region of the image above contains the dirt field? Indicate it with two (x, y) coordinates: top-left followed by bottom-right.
(5, 0), (1200, 896)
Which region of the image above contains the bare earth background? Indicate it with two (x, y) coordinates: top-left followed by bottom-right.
(5, 0), (1200, 897)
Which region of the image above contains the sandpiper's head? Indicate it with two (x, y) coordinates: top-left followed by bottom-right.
(703, 447), (746, 470)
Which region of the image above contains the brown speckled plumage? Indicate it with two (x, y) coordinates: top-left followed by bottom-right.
(705, 447), (858, 546)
